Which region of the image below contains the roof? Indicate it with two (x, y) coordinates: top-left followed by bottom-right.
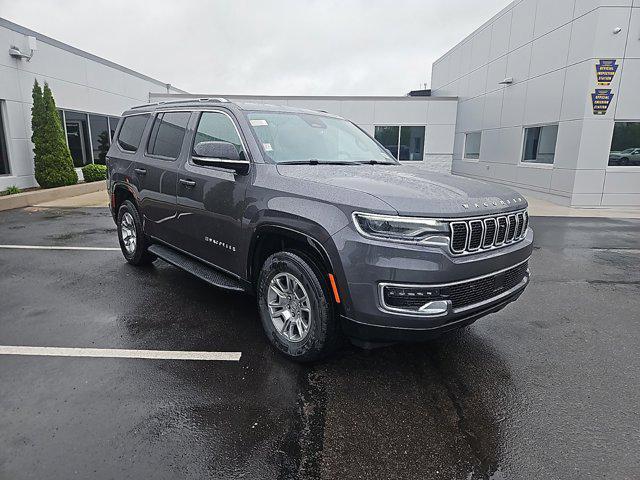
(0, 17), (187, 93)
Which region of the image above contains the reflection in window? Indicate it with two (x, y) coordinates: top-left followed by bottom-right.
(89, 115), (110, 164)
(464, 132), (482, 160)
(399, 126), (425, 161)
(195, 112), (244, 158)
(374, 126), (400, 159)
(65, 111), (92, 167)
(147, 112), (190, 159)
(0, 106), (9, 175)
(522, 125), (558, 164)
(117, 114), (149, 152)
(609, 122), (640, 166)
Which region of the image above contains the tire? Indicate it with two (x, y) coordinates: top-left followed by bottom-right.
(257, 251), (341, 362)
(116, 200), (155, 266)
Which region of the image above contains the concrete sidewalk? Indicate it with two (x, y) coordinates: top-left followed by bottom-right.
(35, 189), (109, 208)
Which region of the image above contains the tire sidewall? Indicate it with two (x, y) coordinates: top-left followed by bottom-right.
(257, 251), (333, 361)
(117, 200), (146, 264)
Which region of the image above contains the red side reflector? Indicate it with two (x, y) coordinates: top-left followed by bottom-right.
(328, 274), (341, 304)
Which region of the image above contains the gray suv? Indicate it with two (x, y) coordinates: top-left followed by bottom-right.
(106, 98), (532, 361)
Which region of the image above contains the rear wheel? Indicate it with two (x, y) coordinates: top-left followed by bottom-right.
(257, 251), (341, 362)
(117, 200), (155, 266)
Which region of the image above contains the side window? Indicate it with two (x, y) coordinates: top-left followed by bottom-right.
(193, 112), (245, 159)
(117, 114), (150, 152)
(147, 111), (191, 159)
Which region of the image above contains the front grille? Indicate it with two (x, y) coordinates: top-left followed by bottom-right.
(381, 262), (529, 312)
(449, 210), (528, 255)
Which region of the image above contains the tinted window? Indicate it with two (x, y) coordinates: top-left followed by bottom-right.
(374, 126), (400, 158)
(89, 115), (110, 164)
(109, 117), (120, 139)
(522, 125), (558, 164)
(117, 114), (149, 152)
(399, 126), (425, 161)
(194, 112), (244, 158)
(147, 112), (190, 159)
(609, 122), (640, 166)
(464, 132), (481, 159)
(0, 106), (9, 175)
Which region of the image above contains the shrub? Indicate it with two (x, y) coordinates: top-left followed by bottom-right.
(81, 164), (107, 182)
(1, 185), (21, 196)
(31, 81), (78, 188)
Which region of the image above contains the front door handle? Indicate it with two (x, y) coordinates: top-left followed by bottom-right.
(134, 168), (147, 175)
(179, 178), (196, 187)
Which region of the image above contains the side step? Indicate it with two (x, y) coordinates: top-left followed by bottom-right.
(148, 244), (246, 292)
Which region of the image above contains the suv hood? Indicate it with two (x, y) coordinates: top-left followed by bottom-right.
(276, 164), (527, 218)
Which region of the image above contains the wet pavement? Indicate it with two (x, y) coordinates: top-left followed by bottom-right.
(0, 207), (639, 479)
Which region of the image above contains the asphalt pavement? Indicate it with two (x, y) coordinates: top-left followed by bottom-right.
(0, 206), (639, 479)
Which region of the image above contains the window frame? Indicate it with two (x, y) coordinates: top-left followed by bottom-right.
(606, 120), (640, 171)
(189, 109), (251, 168)
(115, 112), (151, 154)
(519, 123), (559, 168)
(373, 124), (426, 161)
(463, 131), (482, 161)
(144, 110), (192, 161)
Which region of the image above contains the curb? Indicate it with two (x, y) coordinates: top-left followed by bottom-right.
(0, 181), (107, 212)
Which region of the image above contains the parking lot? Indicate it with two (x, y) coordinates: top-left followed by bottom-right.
(0, 206), (639, 479)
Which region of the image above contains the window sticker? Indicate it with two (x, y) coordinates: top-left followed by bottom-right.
(250, 119), (268, 127)
(263, 143), (273, 152)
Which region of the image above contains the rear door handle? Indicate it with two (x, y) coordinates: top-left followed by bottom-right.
(179, 178), (196, 187)
(134, 168), (147, 175)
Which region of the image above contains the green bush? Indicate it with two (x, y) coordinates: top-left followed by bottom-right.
(81, 164), (107, 182)
(31, 81), (78, 188)
(1, 185), (21, 196)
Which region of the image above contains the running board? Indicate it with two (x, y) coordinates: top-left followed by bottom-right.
(148, 244), (246, 292)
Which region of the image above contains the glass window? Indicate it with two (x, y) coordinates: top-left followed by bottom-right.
(399, 126), (425, 161)
(89, 115), (110, 165)
(65, 111), (92, 167)
(109, 117), (120, 139)
(194, 112), (245, 158)
(609, 122), (640, 166)
(147, 111), (190, 159)
(374, 126), (400, 159)
(248, 113), (395, 164)
(522, 125), (558, 164)
(464, 132), (482, 159)
(0, 105), (9, 175)
(117, 114), (149, 152)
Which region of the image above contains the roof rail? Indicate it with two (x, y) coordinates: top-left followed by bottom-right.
(130, 97), (230, 110)
(130, 102), (160, 109)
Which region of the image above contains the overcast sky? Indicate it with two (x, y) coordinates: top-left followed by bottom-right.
(1, 0), (510, 95)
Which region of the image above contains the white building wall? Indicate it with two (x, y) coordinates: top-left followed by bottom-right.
(0, 18), (184, 190)
(150, 94), (458, 172)
(431, 0), (640, 207)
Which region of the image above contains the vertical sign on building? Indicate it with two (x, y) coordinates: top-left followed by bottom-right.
(591, 59), (618, 115)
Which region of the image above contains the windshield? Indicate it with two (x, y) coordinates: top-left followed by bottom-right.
(246, 111), (397, 164)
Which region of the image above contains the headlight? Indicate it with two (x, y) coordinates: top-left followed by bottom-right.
(352, 212), (448, 243)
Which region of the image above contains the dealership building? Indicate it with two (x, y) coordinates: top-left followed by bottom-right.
(2, 1), (640, 207)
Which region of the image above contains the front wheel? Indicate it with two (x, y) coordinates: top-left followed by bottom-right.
(117, 200), (155, 266)
(257, 251), (341, 362)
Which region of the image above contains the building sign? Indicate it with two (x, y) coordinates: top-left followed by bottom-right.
(595, 59), (619, 86)
(592, 89), (614, 115)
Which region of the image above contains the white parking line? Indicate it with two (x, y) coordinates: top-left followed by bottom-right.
(0, 245), (120, 251)
(0, 346), (242, 362)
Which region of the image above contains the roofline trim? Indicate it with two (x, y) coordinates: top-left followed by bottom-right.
(149, 93), (458, 101)
(0, 16), (187, 93)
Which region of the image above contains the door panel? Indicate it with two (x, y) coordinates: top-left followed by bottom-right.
(175, 110), (249, 276)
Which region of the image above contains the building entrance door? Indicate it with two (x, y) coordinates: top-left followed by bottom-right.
(65, 120), (88, 167)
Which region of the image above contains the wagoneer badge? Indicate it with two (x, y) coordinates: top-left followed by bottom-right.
(462, 197), (522, 209)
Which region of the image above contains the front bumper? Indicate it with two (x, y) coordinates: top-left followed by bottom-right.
(327, 224), (533, 341)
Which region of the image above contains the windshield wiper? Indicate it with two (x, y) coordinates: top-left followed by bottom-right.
(352, 159), (398, 165)
(277, 159), (359, 165)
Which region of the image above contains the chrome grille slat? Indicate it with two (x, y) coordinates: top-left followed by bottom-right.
(448, 210), (528, 255)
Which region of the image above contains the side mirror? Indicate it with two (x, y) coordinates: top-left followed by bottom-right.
(193, 141), (249, 175)
(194, 141), (240, 161)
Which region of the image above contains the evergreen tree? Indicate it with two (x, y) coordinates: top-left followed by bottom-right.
(32, 81), (78, 187)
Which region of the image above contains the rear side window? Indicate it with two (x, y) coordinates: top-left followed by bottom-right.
(193, 112), (245, 159)
(117, 114), (149, 152)
(147, 111), (191, 159)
